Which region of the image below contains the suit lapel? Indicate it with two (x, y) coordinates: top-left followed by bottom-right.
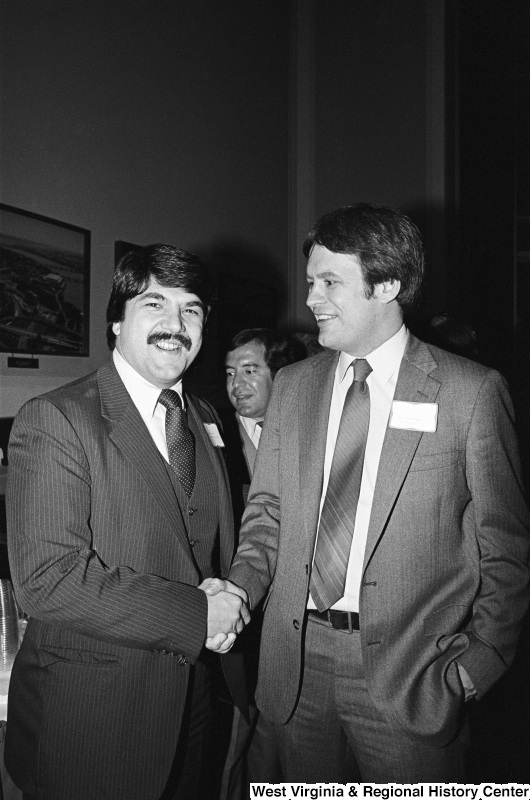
(187, 395), (224, 481)
(97, 361), (189, 547)
(363, 336), (441, 570)
(187, 395), (235, 574)
(299, 350), (339, 552)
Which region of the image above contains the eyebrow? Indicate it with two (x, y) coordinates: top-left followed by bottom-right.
(139, 291), (166, 301)
(307, 270), (340, 281)
(226, 360), (261, 369)
(138, 292), (205, 312)
(183, 300), (205, 311)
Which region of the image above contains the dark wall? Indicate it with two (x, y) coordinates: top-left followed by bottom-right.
(446, 0), (519, 374)
(313, 0), (445, 320)
(0, 0), (290, 410)
(315, 0), (427, 215)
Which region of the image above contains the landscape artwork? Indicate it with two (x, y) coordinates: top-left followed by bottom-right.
(0, 204), (90, 356)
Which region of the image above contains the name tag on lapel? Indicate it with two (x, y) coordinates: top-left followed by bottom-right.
(203, 423), (225, 447)
(389, 401), (438, 432)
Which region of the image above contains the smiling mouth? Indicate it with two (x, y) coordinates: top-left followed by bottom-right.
(155, 341), (183, 351)
(315, 314), (335, 322)
(147, 332), (192, 351)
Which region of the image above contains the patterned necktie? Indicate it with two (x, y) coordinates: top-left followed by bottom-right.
(158, 389), (196, 497)
(310, 358), (372, 612)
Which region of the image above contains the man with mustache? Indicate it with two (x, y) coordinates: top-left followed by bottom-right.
(5, 244), (249, 800)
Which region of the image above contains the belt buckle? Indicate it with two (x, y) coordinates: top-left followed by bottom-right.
(326, 610), (354, 633)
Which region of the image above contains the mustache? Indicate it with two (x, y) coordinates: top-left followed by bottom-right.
(147, 332), (192, 351)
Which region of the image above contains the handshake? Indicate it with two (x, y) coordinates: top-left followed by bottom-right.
(198, 578), (250, 653)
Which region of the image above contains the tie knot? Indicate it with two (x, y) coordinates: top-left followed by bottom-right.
(352, 358), (372, 383)
(158, 389), (183, 412)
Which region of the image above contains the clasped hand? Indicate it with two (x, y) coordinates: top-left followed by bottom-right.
(198, 578), (250, 653)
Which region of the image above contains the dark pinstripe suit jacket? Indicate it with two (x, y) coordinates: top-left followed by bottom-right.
(5, 360), (240, 800)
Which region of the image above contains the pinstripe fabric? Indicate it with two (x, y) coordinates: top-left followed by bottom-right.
(162, 407), (221, 580)
(4, 359), (238, 800)
(310, 359), (372, 611)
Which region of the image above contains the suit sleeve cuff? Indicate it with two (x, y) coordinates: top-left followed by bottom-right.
(457, 632), (506, 699)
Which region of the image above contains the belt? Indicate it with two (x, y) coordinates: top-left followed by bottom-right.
(307, 608), (360, 633)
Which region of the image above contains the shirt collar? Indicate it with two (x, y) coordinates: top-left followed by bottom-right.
(238, 414), (263, 439)
(338, 324), (408, 384)
(113, 348), (183, 421)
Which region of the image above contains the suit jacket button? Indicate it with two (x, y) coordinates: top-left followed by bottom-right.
(293, 619), (300, 630)
(188, 507), (196, 515)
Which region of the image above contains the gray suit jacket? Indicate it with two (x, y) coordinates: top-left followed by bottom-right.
(6, 360), (239, 799)
(238, 415), (258, 479)
(230, 335), (530, 746)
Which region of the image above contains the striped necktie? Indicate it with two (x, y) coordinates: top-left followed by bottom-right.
(158, 389), (196, 497)
(309, 358), (372, 612)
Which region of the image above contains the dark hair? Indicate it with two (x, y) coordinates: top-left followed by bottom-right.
(227, 328), (296, 377)
(106, 244), (216, 349)
(290, 331), (325, 359)
(425, 312), (479, 360)
(303, 203), (424, 312)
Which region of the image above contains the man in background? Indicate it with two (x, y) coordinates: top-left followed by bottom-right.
(6, 244), (248, 800)
(224, 328), (296, 510)
(224, 203), (529, 781)
(220, 328), (296, 798)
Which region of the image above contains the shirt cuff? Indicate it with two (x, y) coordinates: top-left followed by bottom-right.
(457, 661), (477, 701)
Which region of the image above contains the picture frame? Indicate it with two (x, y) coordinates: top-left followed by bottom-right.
(0, 203), (91, 356)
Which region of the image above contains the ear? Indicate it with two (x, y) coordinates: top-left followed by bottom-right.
(374, 279), (400, 305)
(112, 321), (121, 337)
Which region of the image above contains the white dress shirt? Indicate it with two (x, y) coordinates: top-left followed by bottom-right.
(113, 348), (183, 463)
(308, 324), (408, 612)
(238, 415), (263, 449)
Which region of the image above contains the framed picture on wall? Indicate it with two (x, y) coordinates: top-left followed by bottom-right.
(0, 203), (91, 356)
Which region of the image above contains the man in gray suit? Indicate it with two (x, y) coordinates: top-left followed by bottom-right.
(214, 204), (530, 781)
(6, 244), (249, 800)
(221, 329), (295, 798)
